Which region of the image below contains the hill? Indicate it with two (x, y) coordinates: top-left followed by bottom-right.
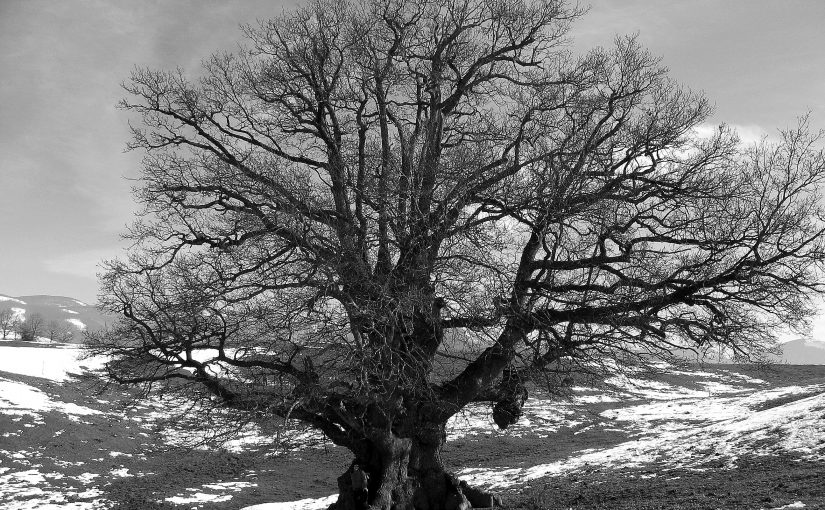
(775, 338), (825, 365)
(0, 342), (823, 509)
(669, 337), (825, 366)
(5, 291), (824, 363)
(0, 293), (117, 342)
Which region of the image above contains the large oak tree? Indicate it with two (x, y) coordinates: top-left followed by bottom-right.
(92, 0), (825, 507)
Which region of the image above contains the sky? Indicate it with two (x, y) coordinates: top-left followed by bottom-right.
(1, 1), (824, 317)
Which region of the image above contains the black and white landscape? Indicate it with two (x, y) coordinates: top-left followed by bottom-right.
(2, 1), (825, 509)
(0, 294), (116, 341)
(1, 326), (825, 508)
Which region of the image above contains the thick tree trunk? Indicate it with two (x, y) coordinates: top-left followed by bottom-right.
(329, 424), (501, 510)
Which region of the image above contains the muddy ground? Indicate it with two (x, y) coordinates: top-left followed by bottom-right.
(1, 343), (824, 509)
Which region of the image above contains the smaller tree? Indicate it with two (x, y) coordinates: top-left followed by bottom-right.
(45, 320), (73, 343)
(18, 313), (44, 342)
(0, 307), (16, 339)
(46, 320), (59, 342)
(58, 324), (75, 343)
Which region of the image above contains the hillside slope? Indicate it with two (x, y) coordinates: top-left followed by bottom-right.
(775, 338), (825, 364)
(0, 294), (117, 342)
(0, 342), (823, 509)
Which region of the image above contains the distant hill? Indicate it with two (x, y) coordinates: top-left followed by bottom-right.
(4, 292), (825, 362)
(667, 338), (825, 366)
(0, 293), (118, 343)
(773, 338), (825, 365)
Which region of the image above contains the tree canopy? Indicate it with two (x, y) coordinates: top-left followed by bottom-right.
(93, 0), (825, 507)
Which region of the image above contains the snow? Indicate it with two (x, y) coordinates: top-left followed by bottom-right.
(0, 295), (26, 305)
(166, 493), (233, 504)
(458, 377), (825, 490)
(240, 495), (338, 510)
(166, 481), (257, 505)
(0, 345), (105, 381)
(66, 318), (87, 330)
(443, 367), (775, 443)
(446, 397), (577, 441)
(0, 469), (47, 499)
(202, 481), (257, 491)
(0, 378), (101, 418)
(2, 503), (104, 510)
(0, 345), (105, 435)
(0, 340), (822, 508)
(0, 469), (104, 510)
(75, 473), (100, 484)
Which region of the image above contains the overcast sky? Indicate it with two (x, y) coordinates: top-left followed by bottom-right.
(1, 1), (824, 312)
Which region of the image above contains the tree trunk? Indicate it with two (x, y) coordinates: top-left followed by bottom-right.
(329, 424), (501, 510)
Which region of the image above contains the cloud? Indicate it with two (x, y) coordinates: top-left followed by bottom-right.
(728, 124), (772, 146)
(42, 248), (123, 280)
(692, 123), (773, 146)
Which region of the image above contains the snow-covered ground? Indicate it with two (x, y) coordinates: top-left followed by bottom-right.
(66, 318), (87, 330)
(0, 344), (104, 382)
(0, 378), (101, 419)
(0, 345), (110, 509)
(0, 344), (328, 509)
(0, 295), (27, 305)
(1, 342), (824, 509)
(240, 495), (338, 510)
(456, 370), (825, 489)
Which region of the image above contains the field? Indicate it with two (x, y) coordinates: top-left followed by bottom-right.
(1, 340), (824, 509)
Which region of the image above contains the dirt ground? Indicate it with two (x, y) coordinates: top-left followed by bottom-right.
(2, 349), (824, 509)
(509, 454), (825, 509)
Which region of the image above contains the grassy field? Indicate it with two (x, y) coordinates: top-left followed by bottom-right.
(1, 342), (824, 509)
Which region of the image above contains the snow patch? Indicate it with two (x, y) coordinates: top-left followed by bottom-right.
(459, 384), (825, 489)
(0, 345), (106, 381)
(201, 481), (257, 491)
(0, 378), (101, 417)
(241, 495), (338, 510)
(447, 398), (576, 441)
(166, 493), (233, 504)
(0, 468), (104, 509)
(75, 473), (100, 484)
(0, 469), (47, 497)
(66, 318), (87, 330)
(165, 480), (258, 505)
(0, 295), (26, 305)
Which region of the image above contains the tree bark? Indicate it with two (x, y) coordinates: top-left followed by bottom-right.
(329, 423), (500, 510)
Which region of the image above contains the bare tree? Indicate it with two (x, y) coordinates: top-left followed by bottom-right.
(46, 320), (60, 342)
(92, 0), (825, 507)
(0, 307), (16, 339)
(45, 320), (74, 343)
(19, 312), (44, 342)
(58, 323), (76, 343)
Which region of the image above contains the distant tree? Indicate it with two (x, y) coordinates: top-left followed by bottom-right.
(46, 320), (61, 342)
(58, 323), (76, 343)
(19, 313), (45, 342)
(91, 0), (825, 508)
(0, 307), (15, 339)
(45, 320), (75, 343)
